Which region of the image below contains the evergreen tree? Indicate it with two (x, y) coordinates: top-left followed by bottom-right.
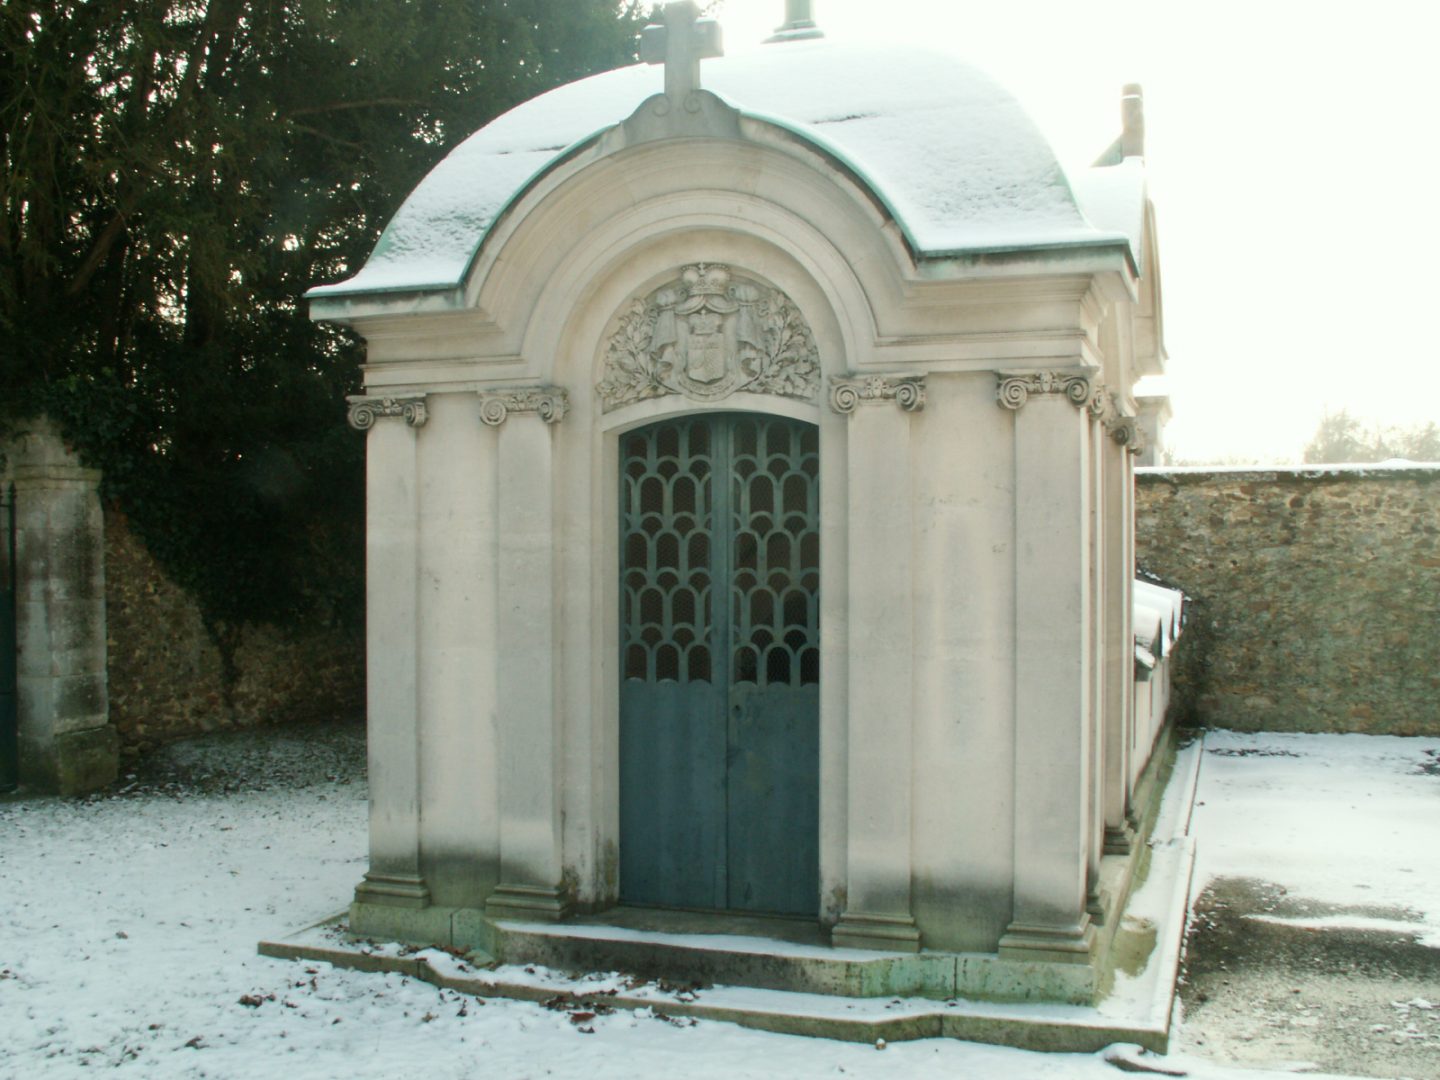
(1303, 410), (1440, 464)
(1302, 410), (1370, 465)
(1, 0), (648, 629)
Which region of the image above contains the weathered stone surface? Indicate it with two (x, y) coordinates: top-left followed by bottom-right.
(19, 725), (119, 794)
(104, 510), (363, 757)
(1135, 467), (1439, 735)
(4, 416), (114, 794)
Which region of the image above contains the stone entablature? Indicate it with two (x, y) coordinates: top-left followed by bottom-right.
(596, 264), (820, 411)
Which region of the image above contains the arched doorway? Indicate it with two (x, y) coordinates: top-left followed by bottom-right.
(619, 412), (819, 915)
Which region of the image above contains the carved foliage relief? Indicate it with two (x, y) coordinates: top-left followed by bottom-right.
(597, 264), (820, 412)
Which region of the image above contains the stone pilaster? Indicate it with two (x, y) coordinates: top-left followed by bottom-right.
(349, 395), (430, 909)
(996, 374), (1096, 964)
(829, 375), (923, 952)
(5, 417), (115, 795)
(1102, 413), (1137, 854)
(483, 388), (571, 922)
(416, 392), (501, 908)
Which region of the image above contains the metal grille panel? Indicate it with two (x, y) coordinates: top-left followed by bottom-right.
(619, 413), (820, 915)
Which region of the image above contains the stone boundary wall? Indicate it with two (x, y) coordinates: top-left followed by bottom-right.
(1135, 465), (1439, 735)
(105, 509), (363, 759)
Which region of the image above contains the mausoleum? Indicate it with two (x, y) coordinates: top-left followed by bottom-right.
(306, 1), (1185, 1021)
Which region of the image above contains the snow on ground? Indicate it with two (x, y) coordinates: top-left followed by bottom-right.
(2, 725), (1436, 1080)
(1191, 730), (1440, 947)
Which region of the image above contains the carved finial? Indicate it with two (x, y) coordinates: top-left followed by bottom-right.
(767, 0), (824, 42)
(641, 1), (723, 104)
(1121, 83), (1144, 158)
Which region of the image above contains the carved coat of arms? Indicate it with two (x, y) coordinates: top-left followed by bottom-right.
(597, 264), (820, 411)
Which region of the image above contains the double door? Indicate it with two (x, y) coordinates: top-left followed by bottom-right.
(619, 413), (819, 915)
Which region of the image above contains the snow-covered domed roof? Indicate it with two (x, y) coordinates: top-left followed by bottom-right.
(311, 39), (1136, 300)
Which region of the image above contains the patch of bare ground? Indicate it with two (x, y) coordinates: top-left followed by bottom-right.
(1178, 877), (1440, 1078)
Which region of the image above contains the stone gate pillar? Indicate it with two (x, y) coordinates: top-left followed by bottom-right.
(6, 417), (115, 794)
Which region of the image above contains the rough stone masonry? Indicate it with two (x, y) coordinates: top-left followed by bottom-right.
(1135, 465), (1439, 736)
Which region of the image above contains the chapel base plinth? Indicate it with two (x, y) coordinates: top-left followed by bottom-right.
(348, 900), (458, 952)
(1103, 821), (1137, 856)
(830, 912), (922, 953)
(999, 917), (1097, 966)
(269, 732), (1202, 1053)
(354, 872), (431, 909)
(484, 883), (572, 923)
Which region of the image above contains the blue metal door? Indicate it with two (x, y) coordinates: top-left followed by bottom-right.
(619, 414), (819, 915)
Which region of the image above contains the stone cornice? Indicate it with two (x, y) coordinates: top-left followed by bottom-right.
(829, 375), (926, 415)
(346, 395), (428, 430)
(478, 387), (569, 426)
(996, 372), (1095, 411)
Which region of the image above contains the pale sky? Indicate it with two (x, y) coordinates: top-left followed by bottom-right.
(709, 0), (1440, 462)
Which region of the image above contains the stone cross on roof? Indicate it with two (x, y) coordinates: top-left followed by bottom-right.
(641, 1), (723, 103)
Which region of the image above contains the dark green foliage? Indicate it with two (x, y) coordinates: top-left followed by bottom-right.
(2, 0), (648, 629)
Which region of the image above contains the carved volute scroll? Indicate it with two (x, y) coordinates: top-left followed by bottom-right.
(1106, 415), (1148, 454)
(829, 375), (926, 415)
(347, 395), (428, 430)
(596, 264), (821, 412)
(996, 372), (1095, 411)
(478, 387), (569, 426)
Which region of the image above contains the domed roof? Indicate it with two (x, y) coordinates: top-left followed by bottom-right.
(311, 39), (1135, 300)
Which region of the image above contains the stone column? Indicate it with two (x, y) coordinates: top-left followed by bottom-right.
(479, 388), (573, 922)
(996, 373), (1096, 964)
(6, 418), (115, 795)
(1102, 415), (1140, 852)
(1086, 401), (1106, 912)
(829, 375), (924, 952)
(348, 395), (430, 909)
(416, 392), (501, 909)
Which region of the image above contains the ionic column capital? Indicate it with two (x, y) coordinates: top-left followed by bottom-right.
(997, 372), (1095, 411)
(478, 387), (569, 426)
(829, 374), (925, 415)
(346, 395), (428, 430)
(1105, 414), (1148, 454)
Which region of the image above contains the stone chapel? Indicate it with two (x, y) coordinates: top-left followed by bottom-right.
(309, 2), (1179, 1006)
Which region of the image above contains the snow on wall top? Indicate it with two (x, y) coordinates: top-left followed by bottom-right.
(1134, 579), (1184, 657)
(310, 40), (1137, 300)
